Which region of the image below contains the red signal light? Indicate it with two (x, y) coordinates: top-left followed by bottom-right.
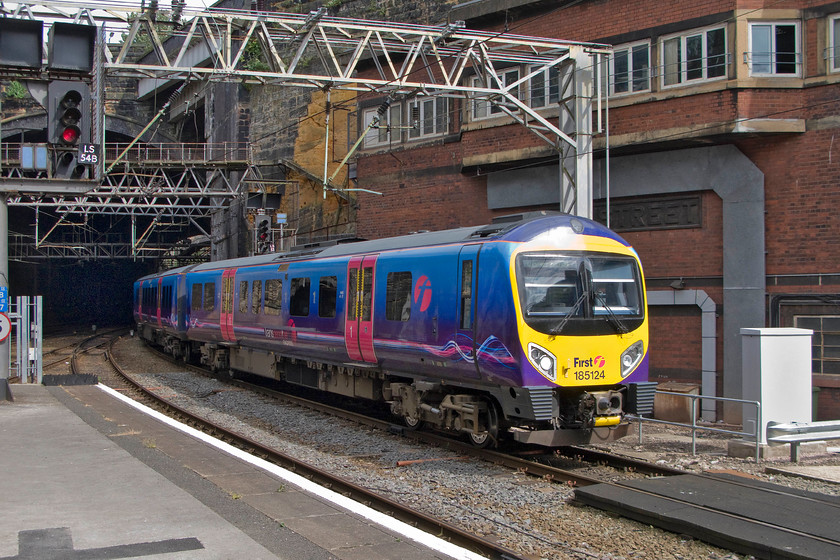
(61, 126), (80, 144)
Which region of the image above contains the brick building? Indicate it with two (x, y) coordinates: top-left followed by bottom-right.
(349, 0), (840, 421)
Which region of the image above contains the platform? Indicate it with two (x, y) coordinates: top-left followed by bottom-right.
(0, 384), (479, 560)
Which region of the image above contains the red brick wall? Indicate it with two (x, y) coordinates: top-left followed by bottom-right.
(351, 0), (840, 417)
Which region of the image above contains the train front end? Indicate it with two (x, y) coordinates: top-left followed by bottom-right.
(508, 216), (653, 446)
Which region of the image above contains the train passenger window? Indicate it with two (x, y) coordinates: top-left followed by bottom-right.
(252, 281), (262, 314)
(265, 279), (282, 316)
(319, 276), (337, 318)
(290, 277), (310, 316)
(361, 267), (373, 321)
(203, 282), (215, 311)
(192, 284), (202, 311)
(239, 281), (248, 313)
(348, 269), (358, 318)
(385, 272), (412, 321)
(161, 286), (172, 317)
(460, 261), (473, 329)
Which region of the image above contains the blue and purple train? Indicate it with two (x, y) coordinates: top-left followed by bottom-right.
(134, 212), (654, 447)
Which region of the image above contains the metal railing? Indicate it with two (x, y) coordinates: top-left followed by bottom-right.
(767, 420), (840, 462)
(10, 296), (42, 385)
(627, 390), (762, 462)
(1, 142), (252, 168)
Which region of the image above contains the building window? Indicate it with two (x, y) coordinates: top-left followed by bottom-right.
(362, 102), (402, 148)
(408, 97), (448, 139)
(795, 316), (840, 374)
(611, 42), (651, 94)
(385, 271), (412, 321)
(661, 27), (726, 87)
(748, 22), (800, 76)
(529, 65), (560, 107)
(829, 16), (840, 72)
(362, 98), (446, 148)
(471, 68), (520, 120)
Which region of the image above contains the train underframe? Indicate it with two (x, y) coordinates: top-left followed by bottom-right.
(141, 326), (640, 447)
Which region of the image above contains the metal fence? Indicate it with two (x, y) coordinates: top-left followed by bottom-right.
(627, 390), (762, 462)
(10, 296), (43, 385)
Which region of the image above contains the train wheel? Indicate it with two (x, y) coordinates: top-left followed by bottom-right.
(468, 401), (499, 448)
(403, 415), (423, 431)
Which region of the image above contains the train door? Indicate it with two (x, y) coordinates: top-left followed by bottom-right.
(220, 269), (237, 342)
(345, 255), (378, 363)
(457, 244), (481, 379)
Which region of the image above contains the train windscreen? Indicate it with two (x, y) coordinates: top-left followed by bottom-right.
(516, 252), (644, 336)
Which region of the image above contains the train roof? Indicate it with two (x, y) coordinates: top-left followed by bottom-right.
(137, 212), (628, 281)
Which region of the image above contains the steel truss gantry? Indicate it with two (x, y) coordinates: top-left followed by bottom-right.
(0, 1), (609, 258)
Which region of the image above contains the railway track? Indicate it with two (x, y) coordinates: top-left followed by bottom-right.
(79, 333), (525, 560)
(70, 332), (840, 560)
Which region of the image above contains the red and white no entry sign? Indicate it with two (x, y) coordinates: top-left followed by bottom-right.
(0, 313), (10, 343)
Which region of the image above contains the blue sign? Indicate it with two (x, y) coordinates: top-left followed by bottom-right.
(277, 213), (287, 225)
(0, 287), (7, 313)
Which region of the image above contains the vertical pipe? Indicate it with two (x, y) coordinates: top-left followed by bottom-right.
(323, 90), (331, 199)
(0, 195), (10, 400)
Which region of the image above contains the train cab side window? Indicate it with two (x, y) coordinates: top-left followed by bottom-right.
(460, 261), (473, 330)
(265, 279), (282, 316)
(252, 281), (262, 314)
(290, 277), (310, 316)
(385, 271), (412, 321)
(204, 282), (215, 311)
(191, 284), (202, 311)
(239, 281), (248, 313)
(319, 276), (338, 318)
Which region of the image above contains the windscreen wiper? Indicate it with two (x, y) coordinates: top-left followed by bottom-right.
(548, 291), (587, 336)
(594, 293), (629, 334)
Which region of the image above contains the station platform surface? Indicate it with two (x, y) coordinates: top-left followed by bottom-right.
(0, 384), (476, 560)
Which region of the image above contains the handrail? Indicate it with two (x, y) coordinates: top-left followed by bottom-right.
(626, 390), (762, 463)
(0, 142), (252, 166)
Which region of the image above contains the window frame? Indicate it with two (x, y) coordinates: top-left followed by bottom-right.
(609, 41), (651, 96)
(407, 96), (448, 139)
(470, 68), (520, 120)
(747, 21), (801, 77)
(528, 64), (560, 107)
(362, 102), (402, 148)
(660, 25), (728, 88)
(794, 315), (840, 375)
(828, 15), (840, 73)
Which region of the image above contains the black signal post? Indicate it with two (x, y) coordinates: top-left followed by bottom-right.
(256, 215), (272, 254)
(48, 80), (92, 179)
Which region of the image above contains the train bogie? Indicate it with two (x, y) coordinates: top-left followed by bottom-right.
(135, 212), (656, 447)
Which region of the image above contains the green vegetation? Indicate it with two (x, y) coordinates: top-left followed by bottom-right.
(4, 81), (28, 100)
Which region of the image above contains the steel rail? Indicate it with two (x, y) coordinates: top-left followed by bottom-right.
(141, 341), (685, 484)
(102, 336), (525, 560)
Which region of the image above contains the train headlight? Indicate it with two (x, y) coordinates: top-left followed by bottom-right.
(620, 341), (644, 378)
(528, 343), (557, 382)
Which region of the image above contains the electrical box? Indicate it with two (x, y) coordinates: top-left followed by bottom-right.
(741, 328), (813, 444)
